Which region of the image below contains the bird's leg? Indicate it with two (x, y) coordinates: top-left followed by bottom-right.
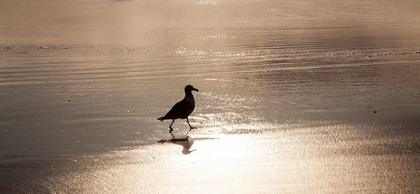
(169, 119), (175, 134)
(186, 117), (196, 131)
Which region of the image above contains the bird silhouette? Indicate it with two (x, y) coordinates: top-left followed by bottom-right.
(158, 85), (199, 134)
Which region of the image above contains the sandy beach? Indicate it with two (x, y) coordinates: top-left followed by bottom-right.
(2, 113), (420, 193)
(1, 0), (420, 193)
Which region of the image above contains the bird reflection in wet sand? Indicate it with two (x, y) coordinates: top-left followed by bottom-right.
(158, 136), (196, 154)
(158, 85), (199, 134)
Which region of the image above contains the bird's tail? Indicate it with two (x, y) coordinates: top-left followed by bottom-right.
(157, 117), (166, 121)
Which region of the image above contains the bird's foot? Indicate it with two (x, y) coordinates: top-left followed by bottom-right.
(189, 127), (197, 131)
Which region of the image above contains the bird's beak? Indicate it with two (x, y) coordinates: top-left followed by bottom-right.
(193, 88), (199, 92)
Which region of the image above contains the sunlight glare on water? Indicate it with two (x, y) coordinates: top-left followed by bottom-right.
(1, 0), (420, 193)
(42, 124), (419, 193)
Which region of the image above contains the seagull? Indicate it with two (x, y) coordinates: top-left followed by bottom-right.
(158, 85), (199, 134)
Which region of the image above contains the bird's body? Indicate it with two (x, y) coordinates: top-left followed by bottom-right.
(158, 85), (199, 134)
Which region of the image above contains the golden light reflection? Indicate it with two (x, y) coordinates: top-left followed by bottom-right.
(43, 123), (420, 193)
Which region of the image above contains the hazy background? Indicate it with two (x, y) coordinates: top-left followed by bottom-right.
(1, 0), (420, 193)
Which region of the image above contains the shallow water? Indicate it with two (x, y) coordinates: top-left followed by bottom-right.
(1, 0), (420, 193)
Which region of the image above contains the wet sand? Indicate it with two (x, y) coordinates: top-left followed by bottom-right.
(1, 0), (420, 193)
(2, 115), (420, 193)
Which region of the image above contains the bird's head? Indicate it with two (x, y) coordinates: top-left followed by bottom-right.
(185, 85), (199, 93)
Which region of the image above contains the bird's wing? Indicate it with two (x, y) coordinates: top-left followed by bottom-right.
(165, 100), (194, 119)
